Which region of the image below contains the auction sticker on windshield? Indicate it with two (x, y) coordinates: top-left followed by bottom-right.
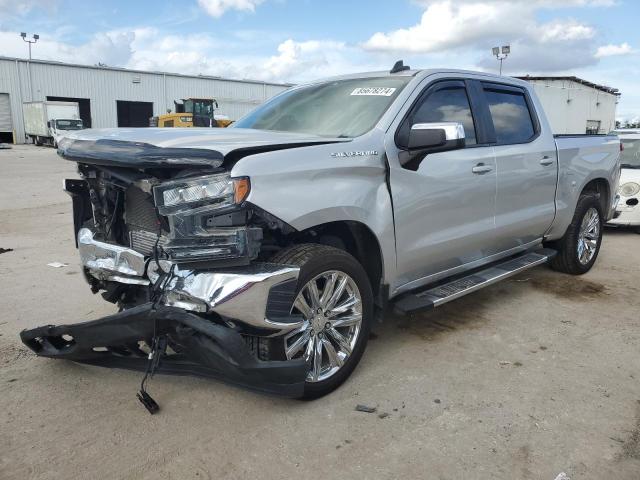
(351, 87), (397, 96)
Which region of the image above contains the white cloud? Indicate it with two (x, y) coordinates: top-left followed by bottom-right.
(363, 1), (525, 54)
(197, 0), (264, 18)
(595, 42), (634, 58)
(538, 20), (595, 42)
(363, 0), (614, 73)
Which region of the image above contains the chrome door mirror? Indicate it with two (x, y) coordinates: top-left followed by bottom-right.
(408, 122), (466, 152)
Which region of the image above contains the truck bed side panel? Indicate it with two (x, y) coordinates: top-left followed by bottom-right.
(546, 135), (620, 240)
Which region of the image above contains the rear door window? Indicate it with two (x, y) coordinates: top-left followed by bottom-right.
(483, 87), (536, 144)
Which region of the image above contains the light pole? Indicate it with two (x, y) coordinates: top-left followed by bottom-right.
(20, 32), (39, 60)
(492, 45), (510, 75)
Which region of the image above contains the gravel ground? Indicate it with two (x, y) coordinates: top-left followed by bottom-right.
(1, 144), (639, 480)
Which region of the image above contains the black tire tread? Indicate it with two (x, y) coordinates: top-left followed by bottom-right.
(270, 243), (348, 267)
(549, 193), (602, 275)
(270, 243), (373, 399)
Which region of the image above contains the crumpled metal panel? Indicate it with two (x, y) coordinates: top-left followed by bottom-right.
(78, 228), (147, 282)
(148, 260), (301, 333)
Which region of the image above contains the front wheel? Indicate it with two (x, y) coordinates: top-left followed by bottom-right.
(550, 193), (604, 275)
(270, 244), (373, 399)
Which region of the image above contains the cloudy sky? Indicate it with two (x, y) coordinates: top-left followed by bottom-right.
(1, 0), (638, 121)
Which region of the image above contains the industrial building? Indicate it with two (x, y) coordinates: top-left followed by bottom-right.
(0, 57), (621, 143)
(0, 56), (291, 144)
(518, 76), (620, 135)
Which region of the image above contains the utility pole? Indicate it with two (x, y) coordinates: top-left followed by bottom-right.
(20, 32), (39, 60)
(492, 45), (510, 75)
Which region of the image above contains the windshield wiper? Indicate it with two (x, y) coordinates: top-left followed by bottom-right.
(621, 164), (640, 169)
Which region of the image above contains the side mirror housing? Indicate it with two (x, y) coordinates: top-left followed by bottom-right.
(408, 122), (466, 152)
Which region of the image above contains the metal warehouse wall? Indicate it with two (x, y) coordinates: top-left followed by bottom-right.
(524, 79), (618, 135)
(0, 57), (290, 143)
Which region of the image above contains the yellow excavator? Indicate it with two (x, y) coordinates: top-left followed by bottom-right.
(150, 98), (233, 128)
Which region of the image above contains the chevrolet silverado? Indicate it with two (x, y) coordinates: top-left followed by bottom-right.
(21, 63), (621, 405)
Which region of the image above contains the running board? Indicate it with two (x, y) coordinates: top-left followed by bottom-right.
(393, 248), (557, 314)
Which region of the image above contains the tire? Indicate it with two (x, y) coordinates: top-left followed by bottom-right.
(270, 244), (373, 399)
(549, 193), (604, 275)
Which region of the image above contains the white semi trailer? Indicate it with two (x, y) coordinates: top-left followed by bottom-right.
(23, 101), (83, 147)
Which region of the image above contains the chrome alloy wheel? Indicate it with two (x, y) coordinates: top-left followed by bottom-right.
(284, 270), (363, 383)
(577, 207), (600, 265)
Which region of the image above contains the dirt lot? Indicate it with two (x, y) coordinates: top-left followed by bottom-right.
(1, 144), (639, 480)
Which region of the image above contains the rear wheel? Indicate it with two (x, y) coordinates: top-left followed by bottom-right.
(550, 193), (603, 275)
(270, 244), (373, 399)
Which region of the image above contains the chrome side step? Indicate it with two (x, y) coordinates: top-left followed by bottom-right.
(393, 248), (557, 314)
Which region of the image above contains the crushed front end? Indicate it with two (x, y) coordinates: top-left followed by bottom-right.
(20, 138), (307, 397)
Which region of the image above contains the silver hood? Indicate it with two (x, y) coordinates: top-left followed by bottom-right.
(59, 127), (349, 170)
(65, 127), (347, 155)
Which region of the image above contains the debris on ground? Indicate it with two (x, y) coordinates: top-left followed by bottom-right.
(434, 398), (441, 404)
(355, 404), (377, 413)
(0, 248), (13, 255)
(378, 412), (389, 419)
(499, 361), (512, 366)
(46, 262), (68, 268)
(553, 473), (570, 480)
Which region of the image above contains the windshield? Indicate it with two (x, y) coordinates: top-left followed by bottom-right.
(56, 119), (83, 130)
(621, 138), (640, 168)
(233, 77), (412, 138)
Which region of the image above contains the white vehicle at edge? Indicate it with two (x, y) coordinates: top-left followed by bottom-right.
(609, 130), (640, 232)
(22, 101), (84, 147)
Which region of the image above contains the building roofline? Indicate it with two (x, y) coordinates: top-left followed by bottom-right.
(0, 55), (294, 88)
(516, 75), (620, 96)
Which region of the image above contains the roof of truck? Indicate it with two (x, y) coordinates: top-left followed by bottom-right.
(308, 68), (529, 86)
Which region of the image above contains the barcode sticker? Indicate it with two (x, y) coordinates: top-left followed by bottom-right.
(350, 87), (397, 96)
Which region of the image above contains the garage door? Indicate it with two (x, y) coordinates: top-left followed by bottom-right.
(0, 94), (12, 132)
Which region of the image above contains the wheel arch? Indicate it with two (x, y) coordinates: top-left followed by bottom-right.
(580, 177), (611, 214)
(292, 220), (386, 307)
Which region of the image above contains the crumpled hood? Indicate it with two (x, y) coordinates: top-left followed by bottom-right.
(60, 128), (349, 167)
(60, 127), (348, 170)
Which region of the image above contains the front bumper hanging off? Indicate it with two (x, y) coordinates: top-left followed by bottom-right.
(20, 227), (309, 397)
(20, 303), (308, 397)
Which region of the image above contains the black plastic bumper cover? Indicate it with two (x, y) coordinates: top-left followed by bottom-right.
(20, 303), (307, 397)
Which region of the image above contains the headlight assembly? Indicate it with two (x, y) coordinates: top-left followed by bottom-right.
(619, 182), (640, 197)
(152, 174), (256, 264)
(153, 174), (250, 214)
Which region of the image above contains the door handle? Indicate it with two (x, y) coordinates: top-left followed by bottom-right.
(472, 163), (493, 174)
(540, 156), (554, 166)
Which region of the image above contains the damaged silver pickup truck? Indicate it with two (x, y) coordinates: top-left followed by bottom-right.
(21, 64), (621, 403)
